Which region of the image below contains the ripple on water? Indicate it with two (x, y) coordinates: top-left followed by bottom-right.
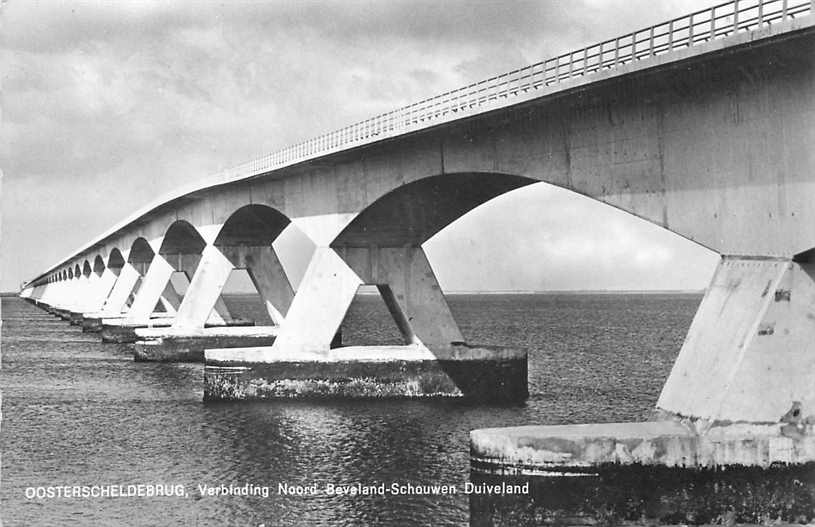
(0, 294), (699, 525)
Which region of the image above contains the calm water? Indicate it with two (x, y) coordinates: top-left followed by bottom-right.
(0, 292), (700, 526)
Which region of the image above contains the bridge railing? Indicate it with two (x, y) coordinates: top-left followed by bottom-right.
(233, 0), (810, 178)
(22, 0), (814, 288)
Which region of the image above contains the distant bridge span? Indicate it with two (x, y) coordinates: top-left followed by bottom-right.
(22, 2), (815, 421)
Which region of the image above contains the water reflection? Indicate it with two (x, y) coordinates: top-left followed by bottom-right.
(1, 294), (700, 525)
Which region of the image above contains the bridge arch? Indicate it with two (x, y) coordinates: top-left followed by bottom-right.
(74, 264), (81, 279)
(205, 204), (298, 325)
(93, 255), (105, 276)
(107, 248), (125, 271)
(332, 171), (712, 253)
(82, 260), (92, 278)
(214, 204), (291, 248)
(159, 220), (206, 258)
(286, 170), (717, 354)
(333, 172), (534, 248)
(128, 237), (154, 266)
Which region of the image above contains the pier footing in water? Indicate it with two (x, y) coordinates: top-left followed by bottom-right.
(204, 344), (527, 401)
(100, 317), (254, 343)
(469, 420), (815, 524)
(133, 326), (278, 362)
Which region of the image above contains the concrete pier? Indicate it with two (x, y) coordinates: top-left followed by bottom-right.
(133, 326), (278, 362)
(99, 313), (176, 343)
(469, 420), (815, 524)
(100, 316), (254, 343)
(81, 313), (110, 332)
(204, 343), (527, 401)
(470, 421), (815, 474)
(69, 311), (84, 325)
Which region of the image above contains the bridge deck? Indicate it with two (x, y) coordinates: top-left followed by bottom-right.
(24, 0), (814, 286)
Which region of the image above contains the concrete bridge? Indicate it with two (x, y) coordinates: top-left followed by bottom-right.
(21, 0), (815, 478)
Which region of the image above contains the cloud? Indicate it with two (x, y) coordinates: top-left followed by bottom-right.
(0, 0), (719, 290)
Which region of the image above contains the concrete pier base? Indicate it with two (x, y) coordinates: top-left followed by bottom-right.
(69, 311), (84, 325)
(99, 313), (176, 343)
(469, 420), (815, 524)
(81, 313), (109, 332)
(133, 326), (279, 362)
(204, 343), (527, 401)
(53, 308), (73, 321)
(101, 316), (254, 343)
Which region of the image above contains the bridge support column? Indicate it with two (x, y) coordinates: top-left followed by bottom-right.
(657, 257), (815, 423)
(100, 254), (175, 343)
(101, 248), (245, 344)
(134, 244), (282, 362)
(83, 263), (142, 332)
(204, 245), (526, 401)
(49, 280), (74, 319)
(68, 275), (94, 325)
(75, 268), (117, 327)
(469, 256), (815, 523)
(36, 283), (56, 310)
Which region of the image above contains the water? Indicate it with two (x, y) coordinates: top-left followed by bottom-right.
(0, 292), (700, 526)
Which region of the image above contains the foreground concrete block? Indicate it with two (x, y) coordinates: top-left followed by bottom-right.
(469, 420), (815, 524)
(204, 343), (527, 401)
(133, 326), (279, 362)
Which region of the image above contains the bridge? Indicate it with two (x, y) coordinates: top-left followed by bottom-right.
(20, 0), (815, 476)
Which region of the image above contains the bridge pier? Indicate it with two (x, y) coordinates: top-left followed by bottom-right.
(100, 247), (237, 343)
(133, 243), (289, 362)
(205, 245), (527, 401)
(82, 261), (141, 332)
(470, 255), (815, 522)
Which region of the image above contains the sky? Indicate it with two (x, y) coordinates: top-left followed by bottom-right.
(0, 0), (720, 293)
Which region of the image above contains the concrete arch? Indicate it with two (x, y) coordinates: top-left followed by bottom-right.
(82, 260), (92, 277)
(331, 171), (713, 253)
(107, 248), (125, 271)
(160, 220), (206, 257)
(333, 172), (533, 248)
(68, 267), (74, 279)
(214, 204), (291, 248)
(74, 264), (81, 279)
(93, 255), (105, 276)
(128, 237), (154, 264)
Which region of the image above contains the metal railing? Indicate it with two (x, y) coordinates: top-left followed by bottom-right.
(232, 0), (810, 178)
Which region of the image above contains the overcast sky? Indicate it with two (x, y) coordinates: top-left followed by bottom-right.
(1, 0), (720, 293)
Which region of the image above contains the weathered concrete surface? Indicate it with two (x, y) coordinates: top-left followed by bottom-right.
(53, 308), (72, 321)
(469, 420), (815, 521)
(204, 344), (527, 401)
(468, 465), (815, 526)
(99, 313), (176, 343)
(133, 326), (278, 362)
(470, 420), (815, 475)
(81, 314), (108, 332)
(100, 316), (254, 344)
(658, 257), (815, 423)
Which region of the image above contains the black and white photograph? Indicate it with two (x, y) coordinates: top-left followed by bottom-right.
(1, 0), (813, 524)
